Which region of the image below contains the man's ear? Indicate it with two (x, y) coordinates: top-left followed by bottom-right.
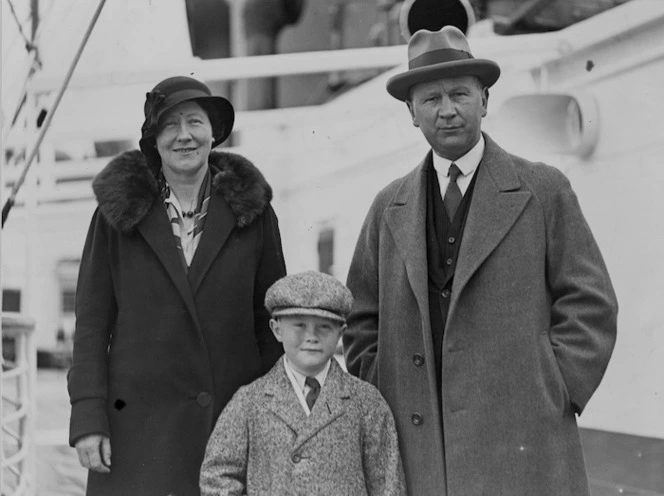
(269, 319), (283, 342)
(481, 87), (489, 117)
(406, 101), (419, 127)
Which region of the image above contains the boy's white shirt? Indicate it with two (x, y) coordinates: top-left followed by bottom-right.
(283, 355), (331, 416)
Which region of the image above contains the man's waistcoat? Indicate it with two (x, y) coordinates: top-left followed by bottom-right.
(426, 155), (479, 391)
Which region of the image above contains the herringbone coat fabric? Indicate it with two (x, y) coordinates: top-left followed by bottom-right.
(200, 358), (406, 496)
(68, 150), (286, 496)
(343, 134), (618, 496)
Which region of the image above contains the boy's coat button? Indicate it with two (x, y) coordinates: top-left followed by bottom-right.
(412, 354), (425, 366)
(411, 413), (424, 426)
(197, 392), (212, 407)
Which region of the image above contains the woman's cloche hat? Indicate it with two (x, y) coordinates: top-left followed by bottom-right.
(139, 76), (235, 156)
(265, 271), (354, 324)
(386, 25), (501, 102)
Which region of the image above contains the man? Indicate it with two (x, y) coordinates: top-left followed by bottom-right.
(343, 26), (618, 495)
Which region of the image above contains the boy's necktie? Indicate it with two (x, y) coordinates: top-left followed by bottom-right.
(444, 163), (463, 221)
(305, 377), (321, 411)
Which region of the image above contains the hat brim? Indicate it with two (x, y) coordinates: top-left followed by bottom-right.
(191, 95), (235, 148)
(272, 307), (346, 324)
(386, 59), (500, 101)
(162, 94), (235, 148)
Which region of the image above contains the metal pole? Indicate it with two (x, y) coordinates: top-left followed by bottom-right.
(30, 0), (40, 41)
(2, 0), (107, 228)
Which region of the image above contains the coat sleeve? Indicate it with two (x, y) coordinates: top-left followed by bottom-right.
(253, 205), (287, 373)
(543, 169), (618, 414)
(200, 388), (250, 496)
(361, 389), (407, 496)
(344, 198), (383, 385)
(67, 209), (117, 446)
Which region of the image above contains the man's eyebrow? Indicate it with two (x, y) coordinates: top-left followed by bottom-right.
(447, 83), (471, 91)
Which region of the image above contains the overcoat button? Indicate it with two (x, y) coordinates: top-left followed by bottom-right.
(441, 289), (451, 298)
(197, 392), (212, 407)
(292, 453), (302, 463)
(413, 354), (425, 367)
(411, 413), (423, 426)
(448, 236), (455, 244)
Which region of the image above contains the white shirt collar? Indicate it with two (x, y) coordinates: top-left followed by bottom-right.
(283, 356), (330, 392)
(432, 134), (485, 177)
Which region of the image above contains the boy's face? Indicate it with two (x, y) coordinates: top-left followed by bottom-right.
(270, 314), (345, 377)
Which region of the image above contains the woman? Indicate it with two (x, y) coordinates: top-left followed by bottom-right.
(68, 76), (286, 495)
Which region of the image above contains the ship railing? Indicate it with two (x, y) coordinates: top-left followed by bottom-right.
(1, 312), (37, 496)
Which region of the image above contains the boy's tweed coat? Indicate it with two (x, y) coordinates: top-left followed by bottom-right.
(68, 150), (286, 496)
(344, 134), (618, 495)
(200, 358), (407, 496)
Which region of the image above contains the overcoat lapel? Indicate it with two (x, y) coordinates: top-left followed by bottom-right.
(292, 360), (347, 452)
(264, 362), (308, 434)
(451, 136), (532, 309)
(187, 193), (236, 294)
(137, 201), (200, 327)
(384, 155), (430, 327)
(263, 360), (348, 452)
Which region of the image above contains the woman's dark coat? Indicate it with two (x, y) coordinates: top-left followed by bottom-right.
(67, 150), (286, 496)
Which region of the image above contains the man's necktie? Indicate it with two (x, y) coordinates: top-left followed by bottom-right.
(444, 163), (463, 221)
(305, 377), (321, 411)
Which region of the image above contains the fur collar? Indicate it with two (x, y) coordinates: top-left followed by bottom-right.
(92, 150), (272, 233)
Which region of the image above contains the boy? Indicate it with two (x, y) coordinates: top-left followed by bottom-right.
(200, 270), (406, 495)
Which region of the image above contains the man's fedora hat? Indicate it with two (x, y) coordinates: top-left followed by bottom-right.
(386, 25), (500, 101)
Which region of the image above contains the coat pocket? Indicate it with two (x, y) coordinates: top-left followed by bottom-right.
(538, 330), (572, 414)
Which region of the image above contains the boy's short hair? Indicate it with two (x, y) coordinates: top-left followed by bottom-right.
(264, 271), (353, 324)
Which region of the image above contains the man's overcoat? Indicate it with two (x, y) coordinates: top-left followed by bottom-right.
(344, 134), (618, 496)
(200, 358), (406, 495)
(68, 150), (286, 496)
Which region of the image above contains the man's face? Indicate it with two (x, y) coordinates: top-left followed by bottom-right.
(407, 75), (488, 161)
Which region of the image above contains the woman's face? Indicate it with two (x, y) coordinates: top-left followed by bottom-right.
(156, 100), (214, 178)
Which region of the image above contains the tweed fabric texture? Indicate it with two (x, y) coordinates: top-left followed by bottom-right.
(344, 133), (617, 495)
(200, 358), (406, 495)
(265, 270), (353, 323)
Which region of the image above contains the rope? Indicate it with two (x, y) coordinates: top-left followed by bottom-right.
(4, 0), (35, 52)
(2, 0), (108, 227)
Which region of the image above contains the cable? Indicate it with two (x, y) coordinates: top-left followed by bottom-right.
(2, 0), (108, 227)
(4, 0), (35, 52)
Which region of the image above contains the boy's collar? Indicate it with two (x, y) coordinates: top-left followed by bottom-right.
(283, 355), (331, 390)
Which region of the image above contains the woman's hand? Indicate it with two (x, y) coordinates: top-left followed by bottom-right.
(75, 434), (112, 473)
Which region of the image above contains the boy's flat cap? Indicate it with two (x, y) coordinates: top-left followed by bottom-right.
(265, 271), (353, 323)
